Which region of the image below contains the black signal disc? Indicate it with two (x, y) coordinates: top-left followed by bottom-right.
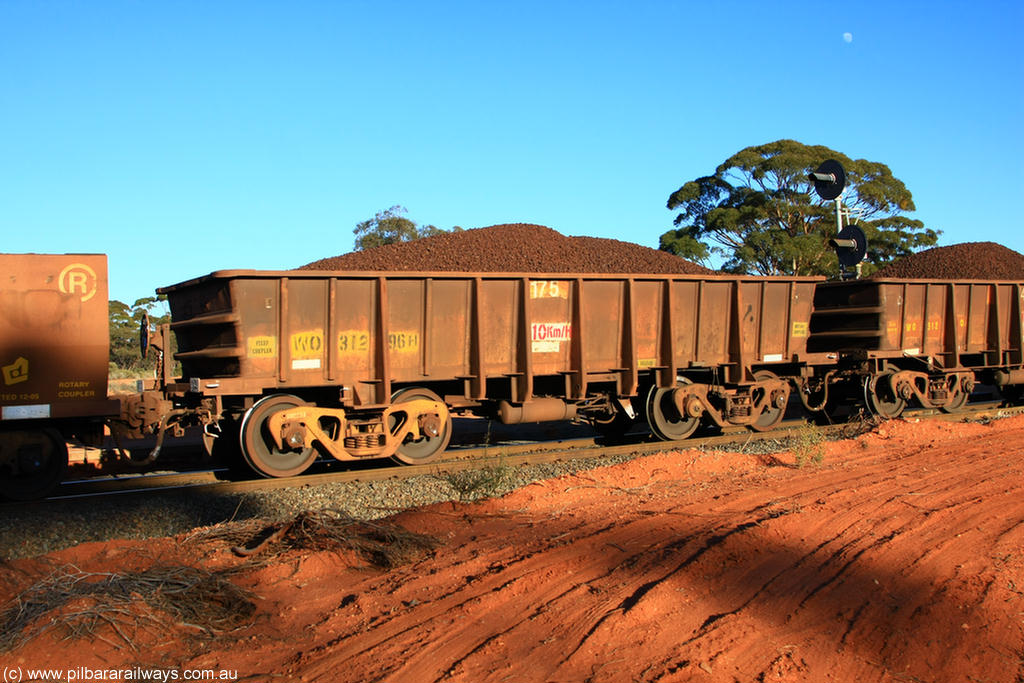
(835, 224), (867, 267)
(812, 159), (847, 200)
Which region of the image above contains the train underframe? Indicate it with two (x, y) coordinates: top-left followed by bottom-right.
(794, 353), (1024, 422)
(7, 358), (1024, 499)
(115, 351), (1024, 482)
(115, 367), (796, 479)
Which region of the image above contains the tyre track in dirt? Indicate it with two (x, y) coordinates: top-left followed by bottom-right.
(285, 418), (1024, 683)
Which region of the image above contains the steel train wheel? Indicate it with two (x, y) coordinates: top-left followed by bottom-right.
(940, 375), (970, 413)
(239, 394), (317, 478)
(646, 378), (700, 441)
(389, 387), (452, 465)
(0, 428), (68, 501)
(749, 370), (787, 432)
(865, 372), (906, 419)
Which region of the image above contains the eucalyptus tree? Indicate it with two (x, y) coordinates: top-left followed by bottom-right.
(660, 140), (938, 275)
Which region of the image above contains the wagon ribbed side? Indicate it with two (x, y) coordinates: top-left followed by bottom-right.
(160, 270), (820, 398)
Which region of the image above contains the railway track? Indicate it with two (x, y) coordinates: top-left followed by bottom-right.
(35, 401), (1024, 503)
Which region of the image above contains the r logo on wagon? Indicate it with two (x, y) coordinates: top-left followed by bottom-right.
(531, 322), (571, 353)
(59, 263), (98, 303)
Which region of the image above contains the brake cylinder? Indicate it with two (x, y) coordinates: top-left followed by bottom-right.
(497, 399), (578, 424)
(993, 369), (1024, 387)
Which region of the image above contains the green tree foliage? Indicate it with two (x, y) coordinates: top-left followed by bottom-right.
(660, 140), (939, 276)
(109, 296), (171, 374)
(353, 205), (461, 251)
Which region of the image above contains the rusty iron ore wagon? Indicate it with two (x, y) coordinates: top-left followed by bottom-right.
(807, 277), (1024, 417)
(122, 269), (823, 477)
(0, 254), (119, 499)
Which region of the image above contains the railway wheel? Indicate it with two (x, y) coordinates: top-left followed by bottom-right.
(940, 375), (970, 413)
(749, 370), (787, 432)
(389, 387), (452, 465)
(0, 428), (68, 501)
(646, 378), (701, 441)
(865, 372), (906, 419)
(239, 394), (317, 478)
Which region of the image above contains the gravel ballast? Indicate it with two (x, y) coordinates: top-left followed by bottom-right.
(0, 451), (650, 560)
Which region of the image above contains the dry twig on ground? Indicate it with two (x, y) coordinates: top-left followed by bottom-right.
(0, 564), (256, 653)
(193, 509), (440, 568)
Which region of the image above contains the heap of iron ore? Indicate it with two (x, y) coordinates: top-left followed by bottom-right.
(870, 242), (1024, 280)
(300, 223), (713, 275)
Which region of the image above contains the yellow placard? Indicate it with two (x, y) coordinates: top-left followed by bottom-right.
(336, 330), (421, 354)
(529, 280), (569, 299)
(338, 330), (370, 354)
(791, 321), (809, 338)
(247, 335), (277, 358)
(290, 329), (324, 359)
(388, 331), (420, 354)
(638, 358), (657, 368)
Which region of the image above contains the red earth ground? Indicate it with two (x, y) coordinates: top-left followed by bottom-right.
(2, 415), (1022, 683)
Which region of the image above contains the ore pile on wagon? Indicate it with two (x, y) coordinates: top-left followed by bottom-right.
(870, 241), (1024, 280)
(301, 223), (715, 274)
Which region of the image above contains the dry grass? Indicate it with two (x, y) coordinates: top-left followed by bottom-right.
(439, 462), (513, 502)
(792, 424), (827, 468)
(0, 564), (255, 653)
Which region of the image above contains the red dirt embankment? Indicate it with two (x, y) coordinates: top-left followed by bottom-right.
(3, 416), (1023, 683)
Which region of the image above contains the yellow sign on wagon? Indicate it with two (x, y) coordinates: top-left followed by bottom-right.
(247, 336), (277, 358)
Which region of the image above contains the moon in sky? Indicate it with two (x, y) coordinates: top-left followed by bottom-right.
(843, 32), (853, 43)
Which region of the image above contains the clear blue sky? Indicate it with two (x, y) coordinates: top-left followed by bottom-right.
(2, 1), (1021, 303)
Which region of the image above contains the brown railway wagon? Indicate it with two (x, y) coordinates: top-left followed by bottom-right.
(807, 278), (1024, 416)
(0, 253), (119, 499)
(143, 270), (822, 477)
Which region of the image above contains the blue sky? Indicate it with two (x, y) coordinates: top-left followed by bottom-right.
(2, 1), (1021, 303)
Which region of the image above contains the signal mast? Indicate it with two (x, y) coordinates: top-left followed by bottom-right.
(809, 159), (867, 279)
